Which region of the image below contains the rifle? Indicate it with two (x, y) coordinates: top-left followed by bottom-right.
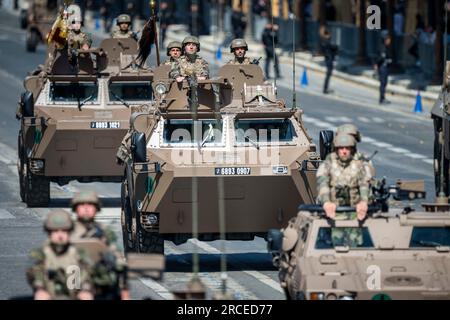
(251, 57), (262, 65)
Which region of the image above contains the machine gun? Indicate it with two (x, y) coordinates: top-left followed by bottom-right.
(186, 74), (199, 113)
(251, 57), (262, 65)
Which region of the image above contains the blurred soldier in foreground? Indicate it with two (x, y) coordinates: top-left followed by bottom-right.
(27, 210), (94, 300)
(319, 26), (338, 94)
(317, 134), (369, 221)
(227, 39), (252, 65)
(111, 14), (137, 41)
(71, 191), (129, 300)
(170, 36), (209, 82)
(163, 41), (182, 66)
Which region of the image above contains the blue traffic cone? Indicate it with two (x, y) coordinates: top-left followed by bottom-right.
(414, 91), (423, 113)
(301, 68), (309, 87)
(95, 18), (101, 31)
(215, 46), (222, 60)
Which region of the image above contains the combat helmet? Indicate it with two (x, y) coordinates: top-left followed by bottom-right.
(44, 209), (74, 232)
(182, 36), (200, 52)
(167, 41), (182, 56)
(336, 124), (361, 142)
(71, 190), (101, 211)
(67, 4), (82, 25)
(333, 134), (356, 148)
(117, 14), (132, 25)
(230, 38), (248, 52)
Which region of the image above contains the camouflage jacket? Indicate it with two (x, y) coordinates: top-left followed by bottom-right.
(71, 220), (128, 292)
(26, 243), (93, 299)
(353, 151), (375, 183)
(111, 29), (138, 41)
(169, 55), (209, 79)
(227, 57), (252, 65)
(163, 57), (179, 67)
(68, 30), (92, 50)
(317, 153), (369, 206)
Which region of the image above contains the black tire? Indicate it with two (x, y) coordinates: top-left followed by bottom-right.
(434, 120), (449, 197)
(121, 180), (135, 253)
(20, 12), (28, 30)
(18, 134), (26, 202)
(24, 163), (50, 207)
(26, 30), (39, 53)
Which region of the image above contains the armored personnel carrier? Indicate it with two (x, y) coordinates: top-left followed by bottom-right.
(431, 61), (450, 198)
(119, 63), (329, 254)
(266, 183), (450, 300)
(16, 38), (154, 207)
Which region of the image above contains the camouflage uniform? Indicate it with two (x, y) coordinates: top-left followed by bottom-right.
(227, 57), (252, 65)
(67, 29), (92, 50)
(169, 55), (209, 79)
(27, 242), (93, 299)
(163, 57), (179, 67)
(111, 28), (138, 41)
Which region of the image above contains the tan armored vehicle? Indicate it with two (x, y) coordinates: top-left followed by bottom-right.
(25, 0), (62, 52)
(119, 63), (329, 254)
(16, 38), (153, 207)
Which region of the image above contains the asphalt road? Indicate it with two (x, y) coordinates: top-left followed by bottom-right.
(0, 8), (436, 300)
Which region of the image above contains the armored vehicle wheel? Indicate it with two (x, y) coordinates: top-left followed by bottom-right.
(20, 12), (28, 29)
(26, 30), (39, 53)
(18, 136), (26, 202)
(121, 180), (135, 252)
(433, 123), (449, 196)
(23, 163), (50, 207)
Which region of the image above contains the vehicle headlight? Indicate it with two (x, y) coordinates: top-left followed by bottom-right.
(309, 292), (325, 300)
(155, 82), (167, 97)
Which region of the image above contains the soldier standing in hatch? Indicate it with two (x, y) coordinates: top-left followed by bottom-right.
(227, 38), (253, 65)
(170, 36), (209, 82)
(27, 210), (94, 300)
(70, 191), (129, 300)
(163, 41), (182, 66)
(67, 13), (92, 50)
(111, 14), (138, 41)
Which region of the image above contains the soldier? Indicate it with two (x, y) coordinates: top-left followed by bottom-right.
(27, 210), (94, 300)
(67, 13), (92, 50)
(227, 39), (252, 65)
(111, 14), (137, 41)
(374, 34), (393, 105)
(317, 134), (369, 221)
(319, 25), (338, 94)
(335, 124), (375, 183)
(163, 41), (182, 66)
(170, 36), (209, 82)
(70, 191), (129, 300)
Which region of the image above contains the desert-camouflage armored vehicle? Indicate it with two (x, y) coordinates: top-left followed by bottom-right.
(431, 61), (450, 198)
(16, 38), (153, 207)
(25, 0), (62, 52)
(266, 183), (450, 300)
(119, 63), (329, 254)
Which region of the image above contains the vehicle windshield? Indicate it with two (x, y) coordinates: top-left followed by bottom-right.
(315, 227), (375, 249)
(409, 227), (450, 248)
(109, 82), (153, 102)
(235, 118), (296, 143)
(50, 82), (98, 103)
(163, 119), (223, 145)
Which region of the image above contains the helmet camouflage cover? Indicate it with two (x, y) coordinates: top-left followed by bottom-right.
(167, 41), (182, 56)
(182, 36), (200, 52)
(230, 38), (248, 52)
(71, 190), (101, 211)
(117, 14), (131, 24)
(336, 124), (361, 142)
(333, 134), (357, 148)
(44, 209), (74, 232)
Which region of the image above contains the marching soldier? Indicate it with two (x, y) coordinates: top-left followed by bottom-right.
(163, 41), (182, 66)
(227, 38), (252, 65)
(170, 36), (209, 82)
(111, 14), (138, 41)
(70, 191), (129, 300)
(27, 210), (94, 300)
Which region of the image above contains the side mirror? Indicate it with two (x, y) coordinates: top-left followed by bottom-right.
(267, 229), (283, 253)
(319, 130), (334, 160)
(131, 132), (147, 163)
(21, 91), (34, 117)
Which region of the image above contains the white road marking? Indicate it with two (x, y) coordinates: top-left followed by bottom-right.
(0, 68), (23, 88)
(372, 117), (385, 123)
(358, 117), (371, 123)
(139, 278), (174, 300)
(0, 209), (15, 219)
(371, 142), (394, 148)
(422, 159), (434, 165)
(407, 153), (427, 160)
(388, 147), (410, 154)
(324, 116), (352, 123)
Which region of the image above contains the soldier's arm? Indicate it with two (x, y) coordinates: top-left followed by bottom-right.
(316, 159), (332, 204)
(200, 59), (210, 78)
(358, 164), (370, 203)
(169, 61), (181, 79)
(26, 248), (47, 291)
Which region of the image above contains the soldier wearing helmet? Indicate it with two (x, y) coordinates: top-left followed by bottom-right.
(316, 134), (369, 222)
(70, 190), (129, 300)
(26, 210), (94, 300)
(170, 36), (209, 82)
(67, 5), (92, 50)
(163, 41), (182, 66)
(336, 124), (376, 183)
(227, 38), (252, 65)
(111, 14), (137, 41)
